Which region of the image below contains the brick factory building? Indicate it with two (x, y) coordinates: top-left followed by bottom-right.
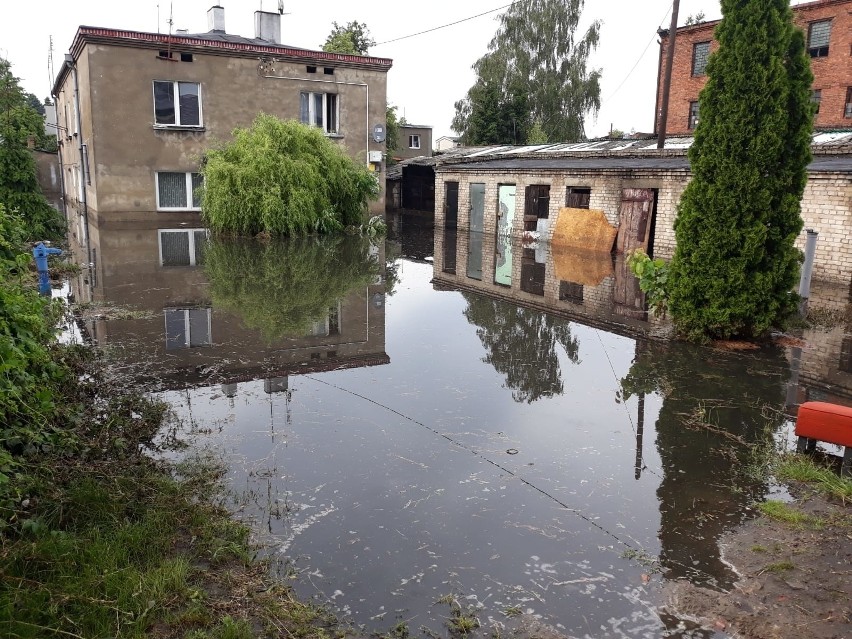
(654, 0), (852, 136)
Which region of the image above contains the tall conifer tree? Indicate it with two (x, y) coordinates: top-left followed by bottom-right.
(667, 0), (814, 340)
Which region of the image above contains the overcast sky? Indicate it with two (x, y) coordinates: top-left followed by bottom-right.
(0, 0), (807, 141)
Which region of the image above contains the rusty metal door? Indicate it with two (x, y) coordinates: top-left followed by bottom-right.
(615, 189), (655, 255)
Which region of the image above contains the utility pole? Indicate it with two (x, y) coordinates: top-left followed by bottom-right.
(657, 0), (681, 149)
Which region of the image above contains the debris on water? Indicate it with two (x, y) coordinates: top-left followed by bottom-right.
(506, 449), (519, 455)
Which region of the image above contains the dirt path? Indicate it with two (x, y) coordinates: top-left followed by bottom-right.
(665, 486), (851, 639)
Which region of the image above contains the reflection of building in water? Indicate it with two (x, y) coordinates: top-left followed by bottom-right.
(434, 228), (670, 339)
(71, 222), (388, 391)
(786, 280), (852, 410)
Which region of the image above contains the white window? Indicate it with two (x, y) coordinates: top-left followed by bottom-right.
(156, 172), (203, 210)
(300, 92), (338, 134)
(153, 81), (202, 126)
(408, 134), (421, 149)
(164, 308), (212, 350)
(158, 228), (208, 266)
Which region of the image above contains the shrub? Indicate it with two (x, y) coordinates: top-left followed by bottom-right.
(627, 249), (669, 317)
(201, 115), (379, 236)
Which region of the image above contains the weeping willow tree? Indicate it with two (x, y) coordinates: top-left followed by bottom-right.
(462, 293), (580, 403)
(452, 0), (602, 144)
(203, 235), (381, 340)
(201, 115), (379, 236)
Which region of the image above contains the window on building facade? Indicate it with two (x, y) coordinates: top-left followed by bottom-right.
(691, 41), (710, 76)
(845, 87), (852, 119)
(164, 308), (211, 350)
(158, 229), (208, 266)
(156, 172), (203, 210)
(565, 187), (591, 209)
(688, 101), (700, 130)
(300, 92), (338, 134)
(153, 81), (202, 126)
(807, 20), (831, 57)
(525, 185), (551, 219)
(811, 89), (822, 115)
(409, 134), (421, 149)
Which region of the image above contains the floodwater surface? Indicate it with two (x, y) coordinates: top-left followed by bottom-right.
(73, 220), (852, 639)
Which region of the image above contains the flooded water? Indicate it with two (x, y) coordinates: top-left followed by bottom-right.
(70, 217), (852, 639)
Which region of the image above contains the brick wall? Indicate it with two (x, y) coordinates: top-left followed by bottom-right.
(656, 0), (852, 135)
(436, 166), (852, 286)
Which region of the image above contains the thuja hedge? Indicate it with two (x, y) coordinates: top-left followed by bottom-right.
(667, 0), (813, 341)
(201, 115), (379, 236)
(203, 234), (381, 340)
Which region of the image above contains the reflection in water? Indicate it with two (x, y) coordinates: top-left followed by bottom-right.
(203, 236), (381, 341)
(620, 342), (789, 588)
(463, 293), (580, 403)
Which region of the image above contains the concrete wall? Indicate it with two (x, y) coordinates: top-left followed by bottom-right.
(55, 37), (390, 222)
(397, 126), (433, 160)
(656, 0), (852, 135)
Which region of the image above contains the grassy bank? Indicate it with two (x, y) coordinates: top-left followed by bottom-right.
(0, 204), (342, 638)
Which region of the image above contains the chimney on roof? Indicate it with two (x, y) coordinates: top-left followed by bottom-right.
(254, 11), (281, 44)
(207, 5), (225, 33)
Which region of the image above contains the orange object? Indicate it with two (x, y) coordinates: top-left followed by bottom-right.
(795, 402), (852, 447)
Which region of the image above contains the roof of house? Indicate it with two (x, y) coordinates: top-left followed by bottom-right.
(400, 124), (433, 130)
(52, 25), (392, 95)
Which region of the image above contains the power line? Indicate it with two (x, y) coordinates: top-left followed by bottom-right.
(601, 2), (673, 107)
(374, 2), (516, 47)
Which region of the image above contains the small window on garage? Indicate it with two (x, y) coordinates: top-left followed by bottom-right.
(565, 187), (591, 209)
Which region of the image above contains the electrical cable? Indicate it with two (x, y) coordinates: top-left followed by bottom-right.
(600, 1), (673, 107)
(374, 2), (516, 47)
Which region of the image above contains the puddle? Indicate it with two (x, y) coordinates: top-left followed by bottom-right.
(69, 218), (852, 638)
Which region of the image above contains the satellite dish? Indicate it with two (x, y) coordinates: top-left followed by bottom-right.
(372, 124), (386, 143)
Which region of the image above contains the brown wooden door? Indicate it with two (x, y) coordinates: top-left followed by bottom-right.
(615, 188), (655, 254)
(613, 253), (645, 318)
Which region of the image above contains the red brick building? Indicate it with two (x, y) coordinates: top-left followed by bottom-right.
(654, 0), (852, 136)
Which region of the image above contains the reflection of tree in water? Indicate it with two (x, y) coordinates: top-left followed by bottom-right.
(620, 342), (789, 588)
(204, 235), (380, 341)
(462, 293), (580, 403)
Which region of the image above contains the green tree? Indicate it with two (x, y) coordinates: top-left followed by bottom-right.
(453, 0), (601, 144)
(386, 103), (400, 163)
(201, 115), (378, 236)
(526, 121), (548, 144)
(667, 0), (813, 341)
(0, 58), (64, 241)
(322, 21), (375, 56)
(25, 93), (45, 116)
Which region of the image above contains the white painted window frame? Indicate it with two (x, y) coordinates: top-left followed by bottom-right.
(152, 80), (203, 127)
(301, 91), (339, 135)
(156, 172), (202, 211)
(409, 134), (421, 149)
(163, 307), (212, 348)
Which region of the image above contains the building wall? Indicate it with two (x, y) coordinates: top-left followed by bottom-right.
(435, 167), (690, 253)
(435, 137), (460, 152)
(397, 126), (433, 160)
(656, 0), (852, 135)
(54, 36), (390, 223)
(436, 165), (852, 285)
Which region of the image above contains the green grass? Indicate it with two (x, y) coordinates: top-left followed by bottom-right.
(757, 500), (823, 528)
(763, 560), (795, 574)
(775, 454), (852, 501)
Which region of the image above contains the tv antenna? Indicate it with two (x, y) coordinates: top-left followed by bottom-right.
(47, 35), (55, 92)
